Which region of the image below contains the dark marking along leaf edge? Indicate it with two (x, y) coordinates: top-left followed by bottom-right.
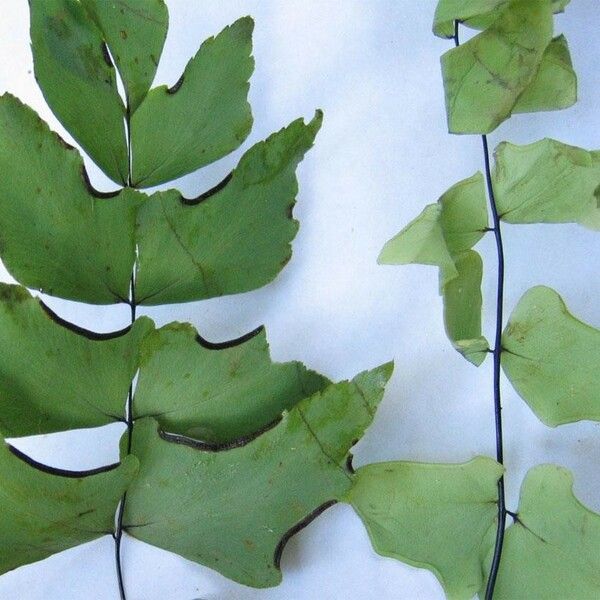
(167, 74), (185, 94)
(180, 172), (234, 206)
(40, 300), (138, 341)
(157, 416), (282, 453)
(195, 324), (264, 350)
(146, 416), (341, 578)
(8, 444), (127, 479)
(273, 500), (338, 568)
(1, 93), (125, 201)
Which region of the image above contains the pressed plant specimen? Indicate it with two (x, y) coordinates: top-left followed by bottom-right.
(0, 1), (392, 597)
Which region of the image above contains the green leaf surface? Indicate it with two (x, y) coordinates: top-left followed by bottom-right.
(433, 0), (570, 39)
(433, 0), (506, 38)
(513, 35), (577, 114)
(123, 364), (392, 588)
(502, 286), (600, 427)
(443, 251), (489, 366)
(81, 0), (169, 112)
(135, 112), (322, 305)
(134, 323), (330, 442)
(493, 138), (600, 229)
(0, 442), (137, 575)
(440, 0), (553, 134)
(0, 95), (317, 306)
(379, 174), (489, 364)
(29, 0), (128, 184)
(0, 284), (152, 437)
(0, 94), (140, 304)
(345, 457), (503, 600)
(484, 465), (600, 599)
(379, 204), (457, 279)
(131, 17), (254, 188)
(437, 174), (489, 256)
(378, 172), (488, 285)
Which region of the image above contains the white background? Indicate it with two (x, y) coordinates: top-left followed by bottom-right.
(0, 1), (599, 599)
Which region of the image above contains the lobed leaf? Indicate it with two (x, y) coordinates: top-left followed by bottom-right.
(0, 283), (153, 437)
(81, 0), (169, 112)
(0, 96), (319, 305)
(135, 112), (323, 305)
(493, 138), (600, 230)
(440, 0), (553, 134)
(28, 4), (254, 186)
(122, 364), (393, 588)
(131, 17), (255, 188)
(513, 35), (577, 114)
(379, 173), (489, 363)
(133, 323), (330, 443)
(345, 457), (503, 600)
(0, 94), (140, 304)
(502, 286), (600, 427)
(483, 465), (600, 598)
(29, 0), (129, 184)
(0, 440), (137, 575)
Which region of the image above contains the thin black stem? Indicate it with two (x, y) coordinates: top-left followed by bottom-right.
(114, 274), (136, 600)
(126, 274), (136, 453)
(454, 21), (507, 599)
(114, 500), (127, 600)
(482, 132), (507, 600)
(115, 97), (136, 599)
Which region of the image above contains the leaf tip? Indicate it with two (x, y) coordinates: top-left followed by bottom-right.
(232, 15), (255, 39)
(352, 361), (394, 411)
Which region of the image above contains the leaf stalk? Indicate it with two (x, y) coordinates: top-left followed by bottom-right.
(482, 133), (507, 600)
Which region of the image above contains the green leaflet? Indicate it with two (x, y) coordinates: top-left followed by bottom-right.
(0, 441), (137, 575)
(131, 17), (254, 188)
(513, 35), (577, 114)
(134, 323), (330, 442)
(29, 4), (253, 185)
(433, 0), (570, 39)
(493, 138), (600, 230)
(345, 457), (503, 600)
(29, 0), (129, 184)
(1, 1), (398, 593)
(0, 95), (319, 306)
(484, 465), (600, 598)
(433, 0), (507, 38)
(440, 0), (553, 134)
(443, 251), (489, 366)
(378, 173), (488, 283)
(379, 203), (457, 280)
(123, 365), (393, 588)
(135, 112), (322, 305)
(379, 173), (489, 364)
(0, 284), (152, 437)
(502, 286), (600, 427)
(0, 94), (140, 304)
(80, 0), (169, 112)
